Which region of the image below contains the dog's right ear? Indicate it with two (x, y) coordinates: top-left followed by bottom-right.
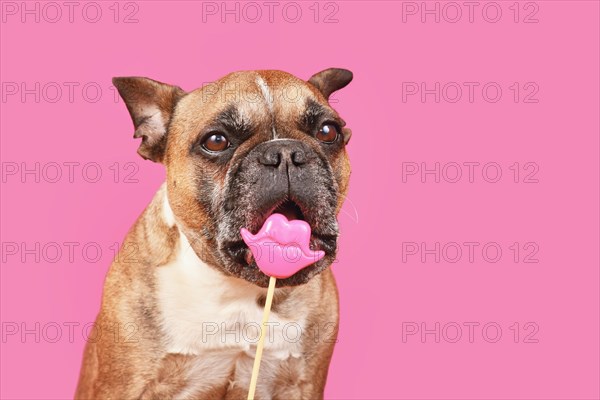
(112, 77), (186, 163)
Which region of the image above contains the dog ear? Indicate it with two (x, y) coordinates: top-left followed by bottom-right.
(112, 77), (186, 163)
(308, 68), (353, 100)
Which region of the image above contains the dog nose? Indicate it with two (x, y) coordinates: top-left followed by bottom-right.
(257, 140), (312, 168)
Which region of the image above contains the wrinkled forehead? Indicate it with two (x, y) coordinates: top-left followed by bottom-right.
(178, 71), (329, 131)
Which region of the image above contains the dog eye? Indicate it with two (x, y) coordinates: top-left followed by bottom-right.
(316, 123), (339, 143)
(202, 133), (230, 152)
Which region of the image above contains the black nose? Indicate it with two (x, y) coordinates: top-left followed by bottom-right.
(257, 140), (313, 168)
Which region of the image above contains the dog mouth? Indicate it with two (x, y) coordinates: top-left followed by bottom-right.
(272, 199), (305, 222)
(243, 199), (307, 266)
(245, 197), (308, 235)
(223, 198), (337, 274)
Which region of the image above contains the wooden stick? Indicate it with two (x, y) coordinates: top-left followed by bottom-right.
(247, 276), (277, 400)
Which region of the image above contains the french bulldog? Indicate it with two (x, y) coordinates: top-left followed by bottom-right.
(75, 68), (353, 399)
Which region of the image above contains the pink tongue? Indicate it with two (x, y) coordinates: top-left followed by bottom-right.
(240, 214), (325, 279)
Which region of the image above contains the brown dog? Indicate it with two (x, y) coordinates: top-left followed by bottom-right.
(75, 68), (353, 399)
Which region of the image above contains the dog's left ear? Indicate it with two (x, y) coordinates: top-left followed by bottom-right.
(112, 77), (186, 163)
(308, 68), (353, 100)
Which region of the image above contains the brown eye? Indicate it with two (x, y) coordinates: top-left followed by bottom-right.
(202, 133), (230, 152)
(316, 123), (339, 143)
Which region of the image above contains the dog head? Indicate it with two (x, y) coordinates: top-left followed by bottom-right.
(113, 69), (353, 287)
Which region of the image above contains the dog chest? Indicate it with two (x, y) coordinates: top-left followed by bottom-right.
(155, 234), (307, 360)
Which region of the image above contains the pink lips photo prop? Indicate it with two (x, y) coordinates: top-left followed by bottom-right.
(240, 213), (325, 279)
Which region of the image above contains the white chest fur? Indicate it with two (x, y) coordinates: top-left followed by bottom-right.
(155, 230), (306, 360)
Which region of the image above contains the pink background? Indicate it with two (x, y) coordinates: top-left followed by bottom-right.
(1, 1), (599, 399)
